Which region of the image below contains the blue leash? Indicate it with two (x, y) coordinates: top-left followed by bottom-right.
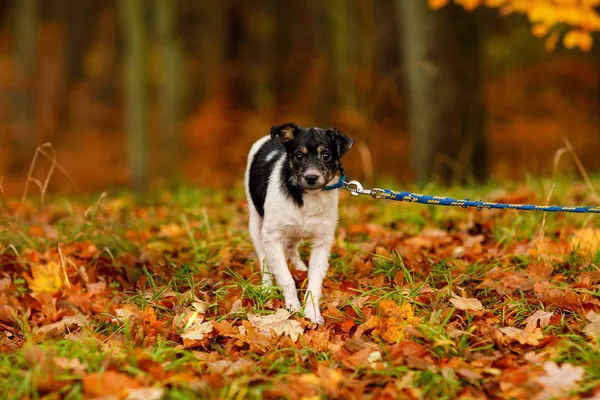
(323, 175), (600, 214)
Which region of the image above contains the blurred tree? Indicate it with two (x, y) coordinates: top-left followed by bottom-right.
(397, 0), (486, 185)
(242, 1), (276, 110)
(65, 1), (98, 86)
(119, 0), (148, 193)
(154, 0), (182, 176)
(329, 0), (357, 111)
(11, 0), (38, 174)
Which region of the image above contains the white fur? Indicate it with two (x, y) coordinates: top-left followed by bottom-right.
(244, 135), (340, 324)
(264, 150), (278, 162)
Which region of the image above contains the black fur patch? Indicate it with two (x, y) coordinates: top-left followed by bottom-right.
(279, 163), (304, 209)
(248, 138), (285, 217)
(250, 125), (354, 217)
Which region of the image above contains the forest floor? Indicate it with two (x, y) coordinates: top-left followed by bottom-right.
(1, 176), (600, 399)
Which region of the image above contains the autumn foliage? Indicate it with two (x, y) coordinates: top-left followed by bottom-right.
(431, 0), (600, 51)
(1, 179), (600, 397)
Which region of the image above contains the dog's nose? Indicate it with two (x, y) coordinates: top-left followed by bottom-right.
(304, 175), (319, 185)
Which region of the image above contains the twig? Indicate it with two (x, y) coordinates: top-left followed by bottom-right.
(58, 244), (72, 290)
(357, 143), (374, 184)
(562, 136), (598, 197)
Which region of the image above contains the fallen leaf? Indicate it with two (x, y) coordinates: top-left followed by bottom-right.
(583, 311), (600, 341)
(126, 387), (165, 400)
(355, 300), (420, 343)
(192, 300), (210, 314)
(54, 357), (87, 376)
(247, 308), (304, 342)
(26, 261), (64, 294)
(181, 321), (214, 348)
(499, 325), (544, 346)
(534, 282), (582, 310)
(570, 228), (600, 255)
(450, 294), (484, 311)
(35, 315), (90, 335)
(534, 361), (584, 400)
(523, 310), (554, 329)
(477, 267), (532, 294)
(159, 223), (185, 238)
(83, 370), (143, 397)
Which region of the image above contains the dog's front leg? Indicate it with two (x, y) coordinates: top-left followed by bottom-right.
(263, 236), (301, 311)
(303, 238), (333, 325)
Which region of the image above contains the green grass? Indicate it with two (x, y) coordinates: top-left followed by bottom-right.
(1, 174), (600, 398)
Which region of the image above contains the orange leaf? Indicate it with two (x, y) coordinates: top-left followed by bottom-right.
(578, 30), (593, 51)
(545, 30), (560, 52)
(563, 29), (594, 52)
(429, 0), (450, 10)
(456, 0), (480, 11)
(531, 23), (550, 38)
(83, 371), (142, 397)
(563, 29), (580, 49)
(484, 0), (506, 7)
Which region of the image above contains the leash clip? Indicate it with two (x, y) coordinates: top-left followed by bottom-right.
(345, 180), (367, 196)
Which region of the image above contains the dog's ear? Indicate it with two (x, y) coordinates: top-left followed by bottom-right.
(330, 128), (354, 157)
(271, 123), (298, 144)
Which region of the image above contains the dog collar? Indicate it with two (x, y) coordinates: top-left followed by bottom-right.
(322, 173), (346, 191)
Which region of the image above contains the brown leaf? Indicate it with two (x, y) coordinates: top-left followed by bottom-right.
(534, 282), (581, 310)
(523, 310), (554, 329)
(35, 315), (91, 336)
(181, 321), (214, 348)
(450, 294), (484, 311)
(583, 311), (600, 341)
(477, 267), (532, 294)
(247, 308), (304, 342)
(498, 325), (544, 346)
(535, 361), (585, 400)
(83, 371), (143, 397)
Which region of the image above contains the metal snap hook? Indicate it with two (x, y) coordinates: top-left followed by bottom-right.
(345, 180), (363, 196)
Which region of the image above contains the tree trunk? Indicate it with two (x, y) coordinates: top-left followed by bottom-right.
(397, 0), (486, 185)
(329, 0), (356, 110)
(11, 0), (38, 174)
(154, 0), (181, 177)
(242, 0), (276, 110)
(453, 6), (487, 183)
(119, 0), (148, 193)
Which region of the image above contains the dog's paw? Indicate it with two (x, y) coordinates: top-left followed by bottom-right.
(293, 260), (308, 271)
(304, 309), (325, 325)
(286, 298), (302, 312)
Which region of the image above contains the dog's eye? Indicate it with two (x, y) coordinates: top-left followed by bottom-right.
(322, 151), (331, 161)
(294, 153), (304, 162)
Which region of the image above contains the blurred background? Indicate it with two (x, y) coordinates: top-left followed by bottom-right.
(1, 0), (600, 196)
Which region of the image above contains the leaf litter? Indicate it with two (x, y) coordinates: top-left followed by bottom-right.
(1, 181), (600, 398)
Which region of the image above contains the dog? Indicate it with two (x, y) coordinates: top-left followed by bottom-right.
(244, 123), (354, 324)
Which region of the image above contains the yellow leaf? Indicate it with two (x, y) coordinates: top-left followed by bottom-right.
(159, 223), (184, 238)
(456, 0), (480, 11)
(429, 0), (450, 10)
(545, 30), (560, 52)
(577, 30), (593, 52)
(27, 261), (64, 294)
(571, 227), (600, 254)
(484, 0), (506, 7)
(372, 300), (420, 343)
(528, 3), (557, 24)
(531, 23), (550, 38)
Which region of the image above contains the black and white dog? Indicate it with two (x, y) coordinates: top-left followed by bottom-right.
(244, 123), (354, 324)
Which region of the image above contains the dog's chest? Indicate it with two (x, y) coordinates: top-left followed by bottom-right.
(268, 192), (338, 240)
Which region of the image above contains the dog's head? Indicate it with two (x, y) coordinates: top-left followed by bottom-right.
(271, 123), (354, 191)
